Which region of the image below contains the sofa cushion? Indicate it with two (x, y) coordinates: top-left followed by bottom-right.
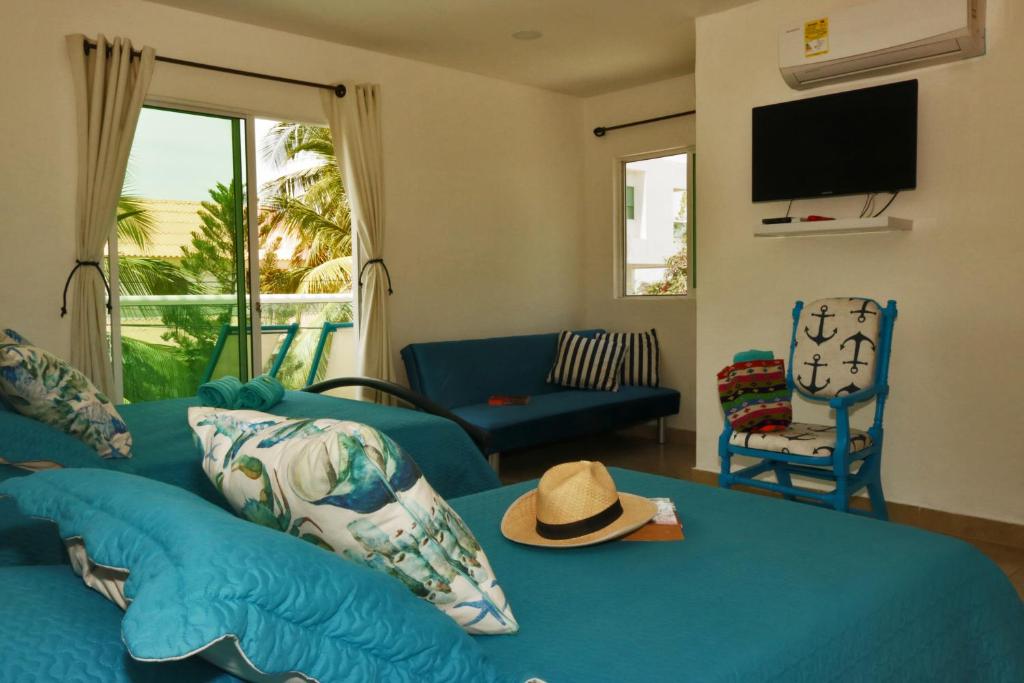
(453, 386), (680, 452)
(597, 329), (661, 387)
(402, 330), (603, 409)
(546, 331), (626, 392)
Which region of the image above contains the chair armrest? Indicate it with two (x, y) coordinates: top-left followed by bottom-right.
(828, 385), (886, 409)
(303, 376), (492, 455)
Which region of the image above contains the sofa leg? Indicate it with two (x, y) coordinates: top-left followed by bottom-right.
(657, 418), (666, 445)
(488, 452), (500, 475)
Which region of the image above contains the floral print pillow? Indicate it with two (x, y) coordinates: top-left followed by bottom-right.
(0, 339), (132, 459)
(189, 407), (518, 635)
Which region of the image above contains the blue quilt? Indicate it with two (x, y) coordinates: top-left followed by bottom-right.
(451, 469), (1024, 682)
(1, 391), (499, 567)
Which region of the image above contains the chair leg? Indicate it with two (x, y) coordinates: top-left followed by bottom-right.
(773, 466), (796, 501)
(833, 471), (850, 513)
(488, 452), (500, 475)
(718, 449), (732, 489)
(657, 418), (666, 445)
(866, 459), (889, 521)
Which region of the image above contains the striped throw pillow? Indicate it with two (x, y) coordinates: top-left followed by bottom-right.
(598, 329), (660, 387)
(547, 331), (626, 392)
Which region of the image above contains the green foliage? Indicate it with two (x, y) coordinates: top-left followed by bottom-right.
(115, 122), (355, 402)
(639, 247), (688, 296)
(181, 182), (243, 294)
(120, 337), (195, 403)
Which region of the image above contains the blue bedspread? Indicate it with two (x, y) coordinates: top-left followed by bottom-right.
(1, 391), (499, 567)
(115, 391), (500, 503)
(452, 469), (1024, 682)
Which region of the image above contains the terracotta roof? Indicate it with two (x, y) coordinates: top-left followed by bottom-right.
(119, 199), (203, 258)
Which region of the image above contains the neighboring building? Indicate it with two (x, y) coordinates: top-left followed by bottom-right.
(624, 154), (687, 294)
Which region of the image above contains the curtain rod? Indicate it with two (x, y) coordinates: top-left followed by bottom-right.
(593, 109), (695, 137)
(83, 39), (346, 97)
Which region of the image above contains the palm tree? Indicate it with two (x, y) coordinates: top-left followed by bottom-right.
(114, 195), (197, 402)
(258, 122), (353, 294)
(116, 195), (193, 296)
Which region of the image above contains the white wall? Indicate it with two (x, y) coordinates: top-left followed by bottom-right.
(0, 0), (585, 375)
(581, 76), (697, 431)
(696, 0), (1024, 523)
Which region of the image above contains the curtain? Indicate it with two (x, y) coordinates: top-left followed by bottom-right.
(322, 85), (395, 402)
(64, 34), (155, 394)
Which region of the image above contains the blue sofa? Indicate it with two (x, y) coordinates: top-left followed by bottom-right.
(401, 330), (680, 463)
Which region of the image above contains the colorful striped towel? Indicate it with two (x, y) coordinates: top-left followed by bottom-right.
(197, 376), (244, 409)
(717, 359), (792, 432)
(237, 374), (286, 411)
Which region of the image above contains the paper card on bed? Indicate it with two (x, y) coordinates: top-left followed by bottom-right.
(621, 498), (684, 542)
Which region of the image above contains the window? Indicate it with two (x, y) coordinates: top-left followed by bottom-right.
(621, 151), (693, 297)
(625, 185), (636, 221)
(107, 106), (353, 402)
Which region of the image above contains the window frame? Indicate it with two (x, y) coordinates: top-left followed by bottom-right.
(108, 99), (358, 402)
(616, 146), (696, 300)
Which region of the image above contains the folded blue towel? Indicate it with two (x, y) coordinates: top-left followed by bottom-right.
(197, 376), (244, 409)
(237, 374), (285, 411)
(733, 349), (775, 363)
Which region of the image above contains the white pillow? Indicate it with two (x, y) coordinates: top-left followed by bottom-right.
(189, 407), (518, 636)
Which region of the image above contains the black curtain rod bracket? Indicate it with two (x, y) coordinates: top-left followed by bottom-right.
(83, 39), (345, 97)
(593, 109), (696, 137)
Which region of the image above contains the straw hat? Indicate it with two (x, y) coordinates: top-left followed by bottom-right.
(501, 461), (657, 548)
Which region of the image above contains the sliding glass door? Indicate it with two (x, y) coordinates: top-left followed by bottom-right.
(110, 107), (253, 403)
(108, 107), (354, 403)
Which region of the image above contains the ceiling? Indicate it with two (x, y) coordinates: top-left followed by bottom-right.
(145, 0), (756, 96)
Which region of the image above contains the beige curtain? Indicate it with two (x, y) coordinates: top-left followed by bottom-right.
(64, 34), (155, 394)
(322, 85), (395, 402)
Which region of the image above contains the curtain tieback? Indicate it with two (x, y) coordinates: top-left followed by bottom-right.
(60, 260), (112, 318)
(358, 258), (394, 295)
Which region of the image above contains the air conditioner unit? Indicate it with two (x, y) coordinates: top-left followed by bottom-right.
(779, 0), (985, 89)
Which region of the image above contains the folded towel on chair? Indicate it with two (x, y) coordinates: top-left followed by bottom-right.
(237, 374), (285, 411)
(197, 376), (244, 409)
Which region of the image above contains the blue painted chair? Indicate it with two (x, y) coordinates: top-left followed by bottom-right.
(718, 298), (897, 519)
(304, 321), (355, 387)
(200, 323), (299, 384)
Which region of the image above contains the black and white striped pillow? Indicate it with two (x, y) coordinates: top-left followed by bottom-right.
(598, 329), (660, 387)
(546, 331), (627, 392)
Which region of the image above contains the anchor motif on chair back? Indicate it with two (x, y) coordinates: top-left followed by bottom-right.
(792, 298), (881, 399)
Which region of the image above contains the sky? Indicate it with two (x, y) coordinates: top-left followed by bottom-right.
(123, 108), (314, 201)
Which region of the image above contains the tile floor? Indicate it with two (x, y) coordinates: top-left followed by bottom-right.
(501, 430), (1024, 600)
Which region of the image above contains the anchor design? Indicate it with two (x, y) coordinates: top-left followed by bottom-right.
(797, 354), (831, 394)
(836, 382), (861, 396)
(806, 425), (835, 433)
(805, 304), (837, 345)
(782, 432), (816, 441)
(841, 332), (876, 374)
(812, 446), (834, 456)
(850, 434), (869, 450)
(850, 300), (878, 323)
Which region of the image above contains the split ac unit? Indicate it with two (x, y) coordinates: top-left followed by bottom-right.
(779, 0), (985, 89)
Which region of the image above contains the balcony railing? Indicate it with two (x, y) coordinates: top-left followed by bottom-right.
(113, 292), (356, 403)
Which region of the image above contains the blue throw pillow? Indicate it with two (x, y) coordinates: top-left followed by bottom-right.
(0, 469), (512, 683)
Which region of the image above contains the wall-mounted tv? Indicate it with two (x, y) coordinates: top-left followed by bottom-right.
(752, 79), (918, 202)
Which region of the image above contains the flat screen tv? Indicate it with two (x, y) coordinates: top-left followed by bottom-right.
(752, 79), (918, 202)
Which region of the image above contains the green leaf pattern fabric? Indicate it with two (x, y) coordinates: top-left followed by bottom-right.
(189, 407), (518, 635)
(0, 336), (132, 458)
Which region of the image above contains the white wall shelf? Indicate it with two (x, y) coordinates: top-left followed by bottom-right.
(754, 216), (913, 237)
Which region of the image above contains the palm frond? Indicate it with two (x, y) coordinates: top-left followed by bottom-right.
(117, 195), (156, 250)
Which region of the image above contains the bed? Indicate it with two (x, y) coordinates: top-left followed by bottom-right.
(2, 399), (1022, 681)
(456, 469), (1024, 682)
(1, 388), (499, 567)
